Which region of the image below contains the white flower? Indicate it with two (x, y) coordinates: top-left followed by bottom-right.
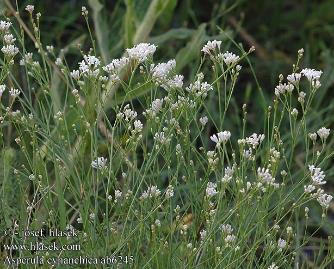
(257, 167), (276, 185)
(3, 33), (16, 44)
(165, 185), (174, 198)
(199, 116), (208, 127)
(55, 58), (62, 66)
(317, 193), (332, 209)
(268, 263), (279, 269)
(144, 98), (164, 118)
(287, 73), (301, 84)
(165, 75), (183, 89)
(220, 51), (239, 66)
(201, 40), (221, 55)
(207, 151), (218, 167)
(71, 70), (80, 79)
(200, 229), (207, 240)
(133, 120), (143, 133)
(274, 83), (293, 96)
(301, 68), (322, 81)
(140, 185), (161, 200)
(304, 184), (316, 193)
(277, 238), (286, 249)
(206, 182), (218, 197)
(126, 43), (156, 62)
(210, 131), (231, 146)
(151, 59), (176, 83)
(308, 165), (326, 185)
(317, 127), (330, 140)
(0, 85), (5, 97)
(114, 190), (122, 201)
(78, 55), (100, 77)
(186, 76), (213, 98)
(291, 108), (298, 117)
(1, 45), (19, 57)
(220, 224), (233, 234)
(225, 234), (236, 244)
(103, 57), (129, 74)
(119, 104), (137, 121)
(9, 88), (20, 97)
(0, 20), (12, 32)
(25, 5), (35, 13)
(246, 133), (265, 149)
(309, 133), (317, 141)
(154, 219), (161, 227)
(154, 132), (170, 147)
(89, 212), (95, 220)
(221, 166), (234, 183)
(91, 157), (107, 169)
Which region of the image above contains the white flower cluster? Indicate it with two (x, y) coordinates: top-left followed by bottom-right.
(140, 185), (161, 200)
(150, 59), (183, 90)
(287, 73), (301, 85)
(143, 98), (164, 118)
(206, 182), (218, 198)
(257, 167), (279, 188)
(219, 51), (240, 66)
(91, 157), (107, 169)
(165, 185), (174, 198)
(304, 165), (332, 209)
(317, 127), (330, 140)
(207, 151), (218, 168)
(1, 21), (19, 58)
(201, 40), (222, 55)
(210, 131), (231, 147)
(277, 238), (286, 250)
(117, 104), (138, 122)
(102, 57), (129, 82)
(71, 55), (101, 79)
(301, 68), (322, 82)
(154, 131), (171, 148)
(9, 88), (20, 98)
(170, 95), (196, 111)
(186, 73), (213, 98)
(274, 82), (294, 96)
(0, 20), (12, 32)
(221, 166), (235, 183)
(245, 133), (265, 149)
(220, 224), (236, 246)
(126, 43), (156, 63)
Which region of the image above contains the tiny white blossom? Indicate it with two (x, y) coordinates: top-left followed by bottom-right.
(287, 73), (301, 85)
(25, 5), (35, 13)
(201, 40), (221, 55)
(309, 165), (326, 185)
(277, 238), (286, 249)
(9, 88), (20, 97)
(126, 43), (156, 62)
(1, 44), (19, 57)
(268, 263), (279, 269)
(317, 193), (332, 209)
(220, 51), (239, 66)
(210, 131), (231, 146)
(246, 133), (265, 149)
(317, 127), (330, 140)
(91, 157), (107, 169)
(199, 116), (208, 127)
(0, 20), (12, 32)
(301, 68), (322, 81)
(206, 182), (218, 197)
